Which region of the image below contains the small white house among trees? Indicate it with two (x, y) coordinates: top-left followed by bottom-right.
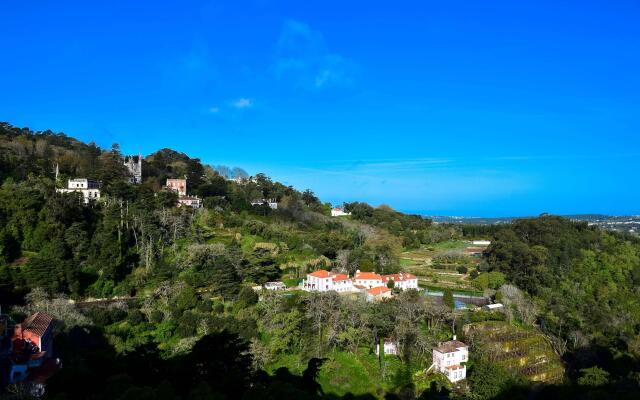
(331, 207), (351, 217)
(432, 338), (468, 382)
(376, 338), (398, 356)
(251, 199), (278, 209)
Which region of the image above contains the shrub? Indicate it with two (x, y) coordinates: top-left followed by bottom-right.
(127, 309), (145, 326)
(578, 366), (610, 387)
(237, 286), (259, 306)
(177, 311), (198, 338)
(213, 303), (225, 314)
(149, 310), (164, 324)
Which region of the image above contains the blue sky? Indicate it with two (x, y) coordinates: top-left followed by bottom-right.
(1, 1), (639, 216)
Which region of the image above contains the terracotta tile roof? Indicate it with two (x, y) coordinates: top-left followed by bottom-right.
(308, 269), (331, 278)
(382, 272), (417, 282)
(355, 272), (382, 280)
(21, 313), (53, 338)
(434, 340), (467, 354)
(367, 287), (391, 296)
(332, 273), (350, 281)
(445, 364), (464, 370)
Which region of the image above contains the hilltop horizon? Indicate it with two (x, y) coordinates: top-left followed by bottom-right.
(4, 120), (640, 218)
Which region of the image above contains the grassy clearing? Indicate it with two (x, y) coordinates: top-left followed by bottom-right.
(265, 353), (308, 375)
(400, 258), (418, 267)
(318, 350), (407, 398)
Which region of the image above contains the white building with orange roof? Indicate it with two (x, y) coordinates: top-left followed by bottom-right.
(353, 270), (384, 289)
(366, 286), (392, 301)
(302, 270), (355, 293)
(302, 269), (418, 294)
(432, 337), (468, 382)
(382, 273), (418, 290)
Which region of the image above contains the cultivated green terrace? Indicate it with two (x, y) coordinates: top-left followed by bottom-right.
(0, 122), (639, 399)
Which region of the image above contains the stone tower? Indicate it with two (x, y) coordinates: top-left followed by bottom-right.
(124, 154), (142, 184)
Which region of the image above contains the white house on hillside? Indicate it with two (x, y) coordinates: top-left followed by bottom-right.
(251, 199), (278, 210)
(303, 269), (418, 294)
(382, 273), (418, 290)
(331, 207), (351, 217)
(177, 196), (202, 209)
(302, 270), (354, 293)
(376, 338), (398, 356)
(366, 286), (392, 301)
(353, 271), (384, 289)
(432, 337), (468, 383)
(264, 281), (286, 291)
(56, 178), (101, 204)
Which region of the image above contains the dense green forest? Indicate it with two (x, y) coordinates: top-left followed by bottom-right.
(1, 122), (639, 399)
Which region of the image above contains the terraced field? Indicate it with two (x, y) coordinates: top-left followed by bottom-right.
(464, 321), (565, 383)
(401, 240), (482, 292)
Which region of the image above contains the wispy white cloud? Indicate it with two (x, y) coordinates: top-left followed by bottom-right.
(206, 98), (254, 116)
(231, 98), (253, 109)
(274, 19), (355, 90)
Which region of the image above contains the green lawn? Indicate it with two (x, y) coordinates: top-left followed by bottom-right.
(318, 350), (407, 398)
(400, 258), (418, 267)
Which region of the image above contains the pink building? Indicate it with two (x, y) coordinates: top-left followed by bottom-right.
(166, 178), (187, 196)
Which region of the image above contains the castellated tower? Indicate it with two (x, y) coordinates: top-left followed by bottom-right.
(124, 154), (142, 184)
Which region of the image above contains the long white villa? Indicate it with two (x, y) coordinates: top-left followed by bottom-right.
(302, 269), (418, 293)
(432, 337), (469, 382)
(56, 178), (101, 204)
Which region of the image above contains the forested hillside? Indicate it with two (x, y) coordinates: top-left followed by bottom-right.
(484, 217), (640, 384)
(1, 122), (639, 400)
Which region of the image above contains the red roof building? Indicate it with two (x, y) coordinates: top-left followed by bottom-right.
(303, 270), (355, 293)
(308, 269), (332, 278)
(366, 286), (392, 301)
(381, 272), (419, 290)
(12, 312), (54, 359)
(354, 271), (384, 289)
(9, 313), (59, 390)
